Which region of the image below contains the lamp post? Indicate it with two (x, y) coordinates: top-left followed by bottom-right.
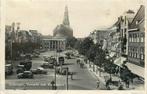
(65, 67), (69, 90)
(55, 50), (57, 90)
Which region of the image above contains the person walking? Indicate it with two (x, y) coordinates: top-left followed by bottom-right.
(96, 79), (100, 88)
(70, 72), (73, 80)
(77, 59), (80, 64)
(126, 80), (130, 88)
(118, 84), (124, 90)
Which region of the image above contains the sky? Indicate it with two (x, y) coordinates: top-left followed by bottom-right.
(6, 0), (144, 38)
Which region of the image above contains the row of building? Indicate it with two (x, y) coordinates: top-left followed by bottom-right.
(89, 5), (145, 79)
(5, 22), (42, 44)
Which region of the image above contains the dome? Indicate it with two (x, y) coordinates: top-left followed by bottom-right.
(53, 24), (73, 38)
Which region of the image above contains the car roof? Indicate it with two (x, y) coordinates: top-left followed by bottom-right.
(24, 71), (31, 73)
(17, 65), (24, 66)
(37, 67), (44, 70)
(5, 64), (12, 66)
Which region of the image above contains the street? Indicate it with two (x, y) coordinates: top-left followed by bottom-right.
(5, 50), (100, 90)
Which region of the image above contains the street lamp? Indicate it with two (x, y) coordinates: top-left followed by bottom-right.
(65, 67), (69, 90)
(52, 48), (57, 90)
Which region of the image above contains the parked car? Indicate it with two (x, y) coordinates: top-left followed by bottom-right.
(17, 71), (34, 79)
(5, 64), (13, 75)
(25, 54), (33, 60)
(16, 65), (25, 74)
(20, 60), (32, 70)
(57, 49), (62, 53)
(31, 67), (47, 74)
(43, 56), (50, 62)
(40, 62), (54, 69)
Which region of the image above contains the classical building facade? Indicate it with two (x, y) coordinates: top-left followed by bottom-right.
(41, 37), (66, 50)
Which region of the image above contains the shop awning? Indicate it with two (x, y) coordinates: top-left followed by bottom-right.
(114, 56), (126, 67)
(125, 63), (144, 78)
(114, 57), (144, 78)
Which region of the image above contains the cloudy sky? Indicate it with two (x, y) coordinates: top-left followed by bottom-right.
(6, 0), (144, 38)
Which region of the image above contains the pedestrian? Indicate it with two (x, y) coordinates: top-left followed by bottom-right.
(107, 85), (111, 90)
(23, 83), (27, 90)
(106, 80), (109, 88)
(80, 63), (82, 68)
(70, 72), (73, 80)
(126, 80), (130, 88)
(77, 59), (80, 64)
(81, 63), (84, 68)
(96, 79), (100, 88)
(118, 84), (124, 90)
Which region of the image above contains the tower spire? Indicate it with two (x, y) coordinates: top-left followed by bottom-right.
(63, 5), (70, 26)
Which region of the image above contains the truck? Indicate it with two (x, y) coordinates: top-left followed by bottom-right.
(20, 60), (32, 70)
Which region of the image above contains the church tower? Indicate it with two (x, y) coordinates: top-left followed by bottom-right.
(53, 5), (73, 38)
(63, 6), (70, 26)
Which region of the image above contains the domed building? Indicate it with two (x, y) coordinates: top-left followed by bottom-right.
(53, 6), (73, 38)
(53, 24), (73, 38)
(41, 6), (73, 51)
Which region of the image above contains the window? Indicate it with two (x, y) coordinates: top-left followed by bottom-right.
(136, 53), (137, 58)
(141, 54), (144, 60)
(137, 53), (140, 58)
(129, 52), (131, 57)
(140, 33), (144, 42)
(136, 21), (139, 25)
(135, 34), (137, 42)
(140, 47), (144, 60)
(129, 34), (132, 42)
(137, 34), (139, 42)
(132, 34), (134, 42)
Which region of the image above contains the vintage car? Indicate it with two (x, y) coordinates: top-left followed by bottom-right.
(31, 67), (47, 74)
(17, 71), (34, 79)
(5, 64), (13, 75)
(40, 62), (54, 69)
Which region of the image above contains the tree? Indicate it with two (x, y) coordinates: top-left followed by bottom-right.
(86, 43), (101, 62)
(66, 37), (77, 48)
(94, 49), (106, 76)
(74, 40), (81, 50)
(78, 37), (94, 55)
(94, 49), (106, 67)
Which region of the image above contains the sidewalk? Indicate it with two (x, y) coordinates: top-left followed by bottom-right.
(85, 63), (118, 90)
(84, 61), (143, 90)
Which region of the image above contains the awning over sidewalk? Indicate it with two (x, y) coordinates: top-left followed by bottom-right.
(125, 63), (144, 78)
(114, 57), (126, 67)
(114, 57), (144, 78)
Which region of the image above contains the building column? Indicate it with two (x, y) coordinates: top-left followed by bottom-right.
(55, 40), (57, 50)
(57, 41), (59, 50)
(58, 41), (60, 50)
(52, 40), (53, 50)
(48, 41), (50, 50)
